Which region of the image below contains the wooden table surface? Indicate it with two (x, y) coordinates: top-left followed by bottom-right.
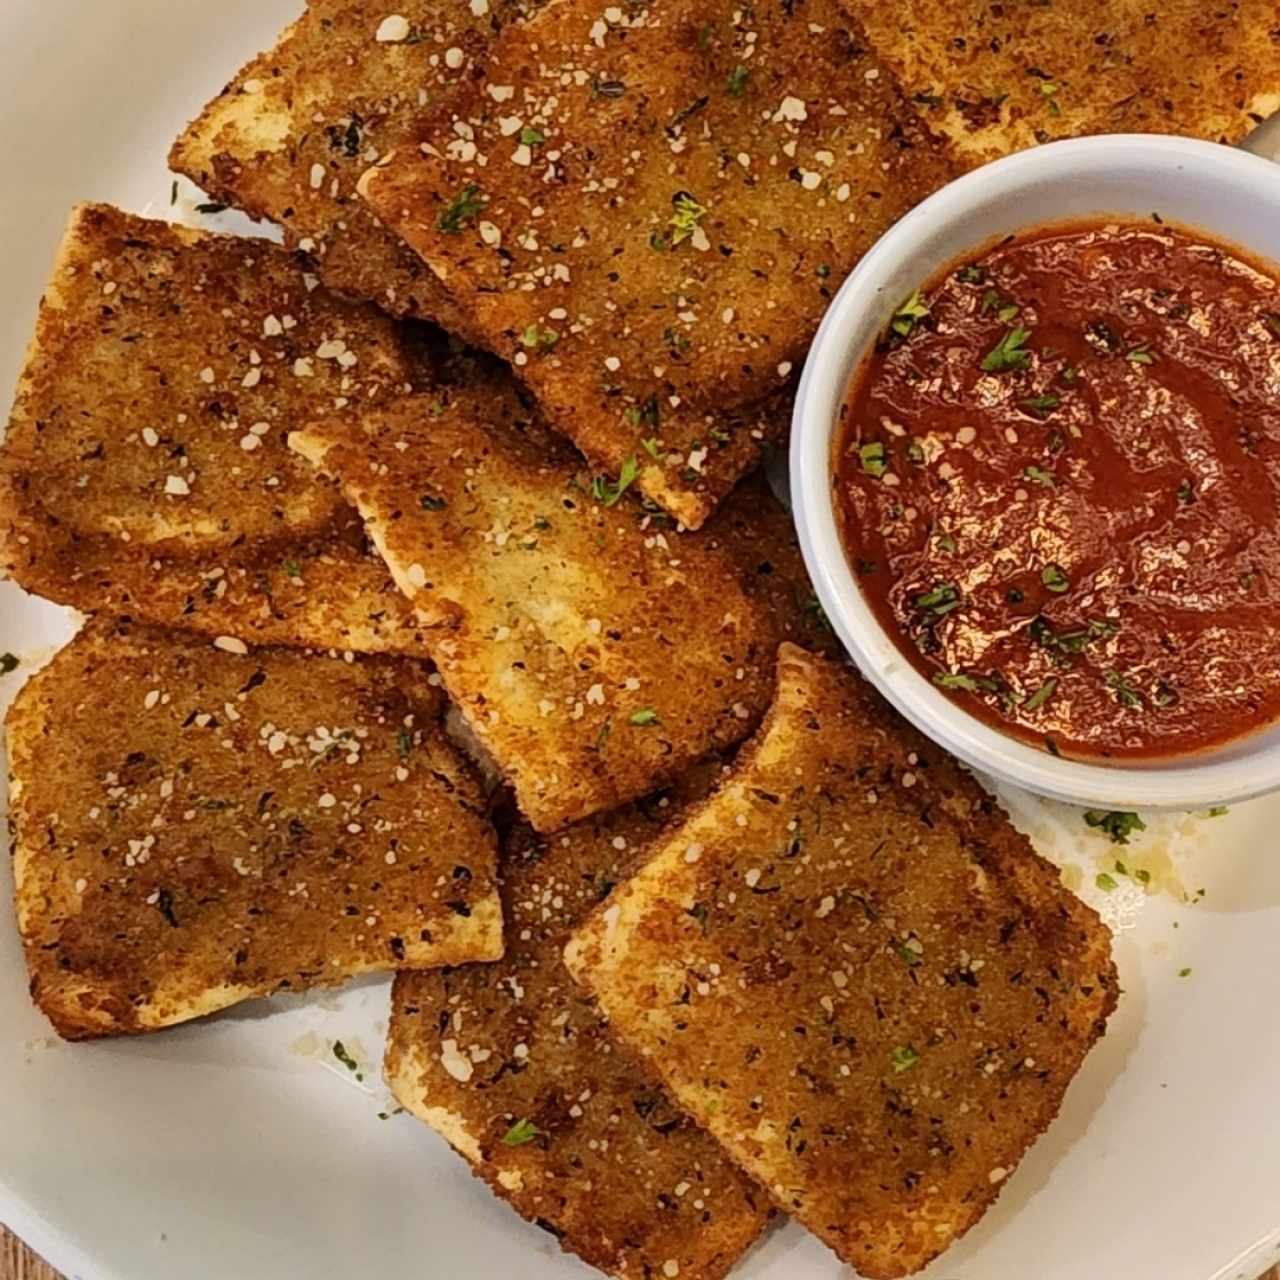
(2, 1224), (1278, 1280)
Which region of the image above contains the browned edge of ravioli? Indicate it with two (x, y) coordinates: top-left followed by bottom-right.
(386, 756), (770, 1280)
(8, 618), (501, 1041)
(361, 0), (955, 527)
(566, 644), (1117, 1278)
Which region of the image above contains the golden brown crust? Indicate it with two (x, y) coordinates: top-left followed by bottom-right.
(9, 619), (501, 1041)
(2, 204), (415, 552)
(0, 203), (433, 654)
(566, 645), (1117, 1278)
(844, 0), (1280, 167)
(387, 758), (770, 1280)
(361, 0), (955, 525)
(168, 0), (540, 331)
(290, 388), (788, 831)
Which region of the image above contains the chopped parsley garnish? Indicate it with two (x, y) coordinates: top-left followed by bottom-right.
(1115, 861), (1151, 886)
(1024, 465), (1055, 487)
(1021, 394), (1060, 416)
(0, 653), (19, 675)
(420, 494), (447, 511)
(1177, 479), (1195, 504)
(859, 441), (889, 477)
(437, 183), (485, 234)
(1084, 810), (1147, 844)
(502, 1118), (541, 1147)
(726, 65), (750, 96)
(396, 728), (413, 760)
(282, 560), (302, 578)
(1030, 617), (1116, 655)
(890, 1045), (920, 1073)
(980, 326), (1032, 373)
(1152, 681), (1178, 708)
(1105, 671), (1143, 708)
(629, 708), (659, 726)
(1058, 365), (1080, 386)
(641, 436), (661, 459)
(519, 323), (560, 350)
(1041, 81), (1061, 115)
(1178, 967), (1192, 978)
(894, 941), (922, 967)
(687, 902), (710, 933)
(668, 191), (707, 246)
(933, 672), (982, 692)
(1041, 563), (1070, 593)
(913, 583), (959, 615)
(957, 264), (989, 285)
(1095, 872), (1119, 892)
(890, 289), (930, 339)
(980, 289), (1019, 324)
(663, 326), (692, 354)
(1126, 344), (1156, 365)
(519, 125), (545, 146)
(935, 532), (957, 553)
(591, 456), (639, 507)
(1022, 678), (1057, 712)
(332, 1040), (362, 1080)
(1207, 805), (1229, 817)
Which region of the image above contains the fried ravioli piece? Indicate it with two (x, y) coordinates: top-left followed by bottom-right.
(361, 0), (954, 527)
(566, 646), (1117, 1278)
(8, 620), (501, 1041)
(290, 389), (781, 831)
(845, 0), (1280, 168)
(170, 0), (539, 331)
(387, 761), (770, 1280)
(0, 204), (429, 653)
(4, 504), (432, 656)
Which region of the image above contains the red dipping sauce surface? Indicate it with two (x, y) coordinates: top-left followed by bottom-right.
(836, 220), (1280, 760)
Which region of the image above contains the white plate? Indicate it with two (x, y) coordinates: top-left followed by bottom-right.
(3, 7), (1280, 1280)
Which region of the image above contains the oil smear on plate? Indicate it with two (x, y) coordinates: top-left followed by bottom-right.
(994, 782), (1229, 932)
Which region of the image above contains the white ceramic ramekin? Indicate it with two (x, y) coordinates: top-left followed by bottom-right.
(791, 134), (1280, 811)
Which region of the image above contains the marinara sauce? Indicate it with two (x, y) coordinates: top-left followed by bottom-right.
(836, 221), (1280, 760)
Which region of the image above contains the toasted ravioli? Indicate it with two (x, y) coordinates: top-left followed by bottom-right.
(566, 646), (1117, 1278)
(361, 0), (954, 526)
(170, 0), (538, 330)
(8, 620), (501, 1041)
(291, 389), (781, 831)
(846, 0), (1280, 167)
(387, 761), (769, 1280)
(2, 204), (415, 551)
(0, 204), (430, 653)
